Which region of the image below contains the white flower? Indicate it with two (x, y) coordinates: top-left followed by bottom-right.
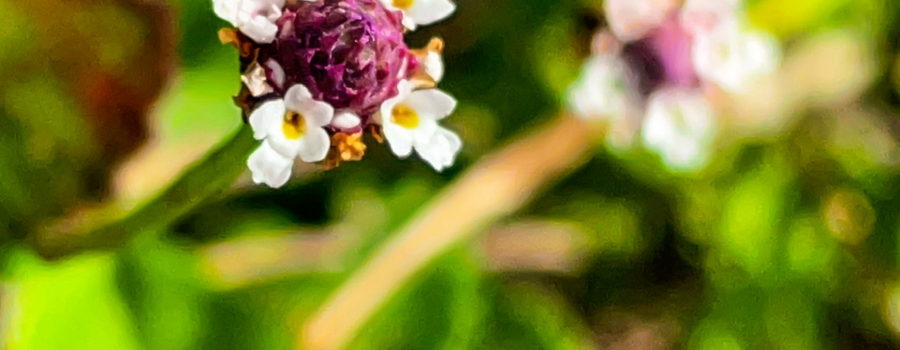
(379, 80), (461, 171)
(568, 54), (639, 121)
(382, 0), (456, 31)
(641, 89), (716, 172)
(423, 50), (445, 82)
(248, 84), (334, 188)
(604, 0), (678, 41)
(692, 24), (780, 93)
(213, 0), (284, 44)
(680, 0), (742, 35)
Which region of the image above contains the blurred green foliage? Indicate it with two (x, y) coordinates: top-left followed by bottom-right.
(0, 0), (898, 349)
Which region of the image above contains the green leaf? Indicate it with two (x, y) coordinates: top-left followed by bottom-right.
(1, 250), (140, 350)
(485, 282), (595, 350)
(37, 125), (258, 259)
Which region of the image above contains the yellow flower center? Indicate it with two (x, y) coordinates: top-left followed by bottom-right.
(392, 0), (414, 10)
(391, 104), (420, 129)
(282, 111), (307, 140)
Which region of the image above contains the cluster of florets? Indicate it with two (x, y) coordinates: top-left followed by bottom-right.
(569, 0), (779, 171)
(214, 0), (459, 188)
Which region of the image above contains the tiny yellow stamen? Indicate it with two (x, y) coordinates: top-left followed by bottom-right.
(283, 111), (307, 140)
(324, 133), (368, 170)
(391, 104), (420, 129)
(393, 0), (414, 10)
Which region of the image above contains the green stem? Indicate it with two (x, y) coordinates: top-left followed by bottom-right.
(34, 125), (258, 260)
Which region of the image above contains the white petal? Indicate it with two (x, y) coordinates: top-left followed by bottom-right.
(332, 111), (362, 129)
(265, 117), (303, 158)
(284, 83), (314, 103)
(249, 99), (286, 140)
(297, 127), (331, 163)
(680, 0), (741, 35)
(405, 89), (457, 120)
(383, 123), (415, 158)
(604, 0), (677, 41)
(424, 51), (445, 82)
(567, 54), (637, 120)
(214, 0), (285, 44)
(407, 0), (456, 26)
(743, 31), (780, 77)
(378, 81), (413, 123)
(302, 101), (335, 127)
(411, 118), (439, 146)
(264, 59), (286, 90)
(213, 0), (284, 26)
(641, 89), (716, 171)
(693, 26), (780, 93)
(239, 15), (279, 44)
(284, 84), (334, 127)
(401, 15), (418, 31)
(213, 0), (242, 25)
(416, 127), (462, 171)
(248, 141), (293, 188)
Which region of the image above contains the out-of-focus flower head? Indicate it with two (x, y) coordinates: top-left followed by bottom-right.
(568, 0), (779, 172)
(213, 0), (459, 188)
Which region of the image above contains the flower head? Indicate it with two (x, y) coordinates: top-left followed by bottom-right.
(569, 0), (779, 172)
(214, 0), (461, 187)
(254, 0), (413, 123)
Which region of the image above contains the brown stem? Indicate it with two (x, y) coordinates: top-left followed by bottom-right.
(299, 114), (599, 350)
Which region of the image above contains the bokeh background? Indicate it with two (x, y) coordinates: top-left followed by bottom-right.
(0, 0), (899, 349)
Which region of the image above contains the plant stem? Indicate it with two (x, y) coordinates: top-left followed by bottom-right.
(300, 115), (598, 350)
(33, 125), (258, 260)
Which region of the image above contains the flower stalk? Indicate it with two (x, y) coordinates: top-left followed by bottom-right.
(300, 114), (600, 350)
(33, 125), (258, 260)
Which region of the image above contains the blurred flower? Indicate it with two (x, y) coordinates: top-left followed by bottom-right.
(679, 0), (741, 35)
(379, 80), (461, 171)
(214, 0), (461, 187)
(604, 0), (678, 42)
(692, 25), (779, 93)
(248, 84), (334, 188)
(642, 89), (715, 171)
(568, 54), (638, 121)
(569, 0), (779, 172)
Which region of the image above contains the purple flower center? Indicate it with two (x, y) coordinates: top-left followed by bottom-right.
(621, 16), (698, 97)
(255, 0), (414, 126)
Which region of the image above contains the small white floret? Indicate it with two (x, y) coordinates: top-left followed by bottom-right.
(568, 54), (638, 121)
(641, 89), (716, 171)
(213, 0), (284, 43)
(382, 0), (456, 30)
(246, 84), (336, 188)
(692, 25), (780, 93)
(379, 80), (461, 170)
